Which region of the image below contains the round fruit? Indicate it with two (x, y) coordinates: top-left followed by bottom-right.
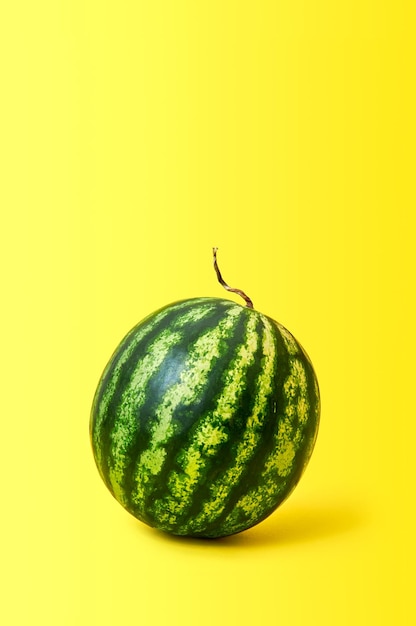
(90, 251), (320, 538)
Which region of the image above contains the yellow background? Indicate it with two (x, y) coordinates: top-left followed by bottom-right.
(1, 2), (415, 624)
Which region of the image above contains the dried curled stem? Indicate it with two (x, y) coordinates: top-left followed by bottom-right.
(213, 247), (254, 309)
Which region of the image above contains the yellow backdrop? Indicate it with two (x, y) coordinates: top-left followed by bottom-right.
(1, 2), (415, 625)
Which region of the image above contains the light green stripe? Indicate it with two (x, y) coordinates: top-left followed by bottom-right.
(171, 302), (217, 329)
(277, 323), (300, 356)
(95, 308), (169, 432)
(220, 354), (314, 535)
(107, 328), (183, 502)
(153, 312), (260, 527)
(132, 304), (244, 508)
(185, 313), (276, 533)
(92, 309), (170, 469)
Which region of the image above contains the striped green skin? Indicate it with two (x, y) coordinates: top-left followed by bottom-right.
(90, 297), (320, 538)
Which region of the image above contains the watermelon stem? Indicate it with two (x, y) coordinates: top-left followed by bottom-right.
(213, 247), (254, 309)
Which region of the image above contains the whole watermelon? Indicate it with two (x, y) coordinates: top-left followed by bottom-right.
(90, 291), (320, 538)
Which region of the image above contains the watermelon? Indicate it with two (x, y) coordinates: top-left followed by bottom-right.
(90, 254), (320, 538)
